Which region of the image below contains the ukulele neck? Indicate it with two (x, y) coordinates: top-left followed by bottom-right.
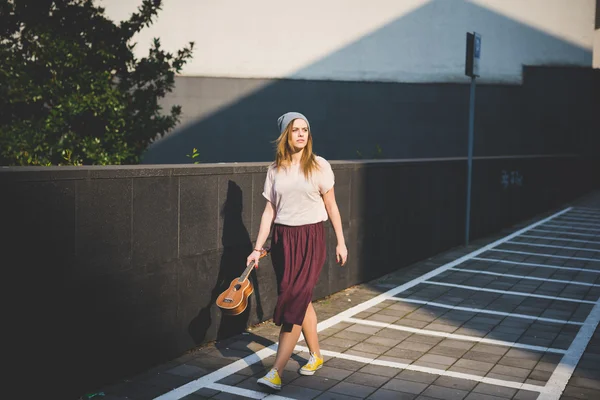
(238, 260), (254, 282)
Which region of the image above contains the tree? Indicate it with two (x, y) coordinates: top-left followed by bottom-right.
(0, 0), (194, 165)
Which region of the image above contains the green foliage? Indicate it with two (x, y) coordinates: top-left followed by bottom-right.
(356, 144), (383, 159)
(186, 147), (200, 164)
(0, 0), (194, 165)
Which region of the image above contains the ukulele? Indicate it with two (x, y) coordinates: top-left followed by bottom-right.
(216, 248), (269, 316)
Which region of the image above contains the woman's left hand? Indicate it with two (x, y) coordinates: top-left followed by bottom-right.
(336, 243), (348, 266)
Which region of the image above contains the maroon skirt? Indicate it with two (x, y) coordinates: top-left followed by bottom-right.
(271, 221), (326, 326)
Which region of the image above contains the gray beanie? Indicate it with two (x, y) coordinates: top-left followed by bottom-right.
(277, 112), (310, 134)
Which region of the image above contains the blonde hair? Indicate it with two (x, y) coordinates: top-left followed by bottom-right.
(273, 119), (320, 178)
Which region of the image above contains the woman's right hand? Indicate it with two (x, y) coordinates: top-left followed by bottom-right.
(247, 249), (262, 269)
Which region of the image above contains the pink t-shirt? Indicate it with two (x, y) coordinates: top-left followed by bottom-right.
(262, 156), (335, 226)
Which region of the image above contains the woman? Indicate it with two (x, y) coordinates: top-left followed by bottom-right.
(247, 111), (347, 391)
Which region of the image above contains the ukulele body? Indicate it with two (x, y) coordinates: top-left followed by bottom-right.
(215, 247), (268, 316)
(216, 277), (254, 316)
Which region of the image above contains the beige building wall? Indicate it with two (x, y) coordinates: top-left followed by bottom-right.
(100, 0), (595, 83)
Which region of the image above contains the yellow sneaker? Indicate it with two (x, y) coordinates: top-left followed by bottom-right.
(257, 368), (282, 390)
(299, 352), (323, 376)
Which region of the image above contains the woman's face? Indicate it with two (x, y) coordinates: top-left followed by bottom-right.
(289, 119), (309, 151)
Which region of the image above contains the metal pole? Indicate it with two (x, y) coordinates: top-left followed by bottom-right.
(465, 76), (476, 246)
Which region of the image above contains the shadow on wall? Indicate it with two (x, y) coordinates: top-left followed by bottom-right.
(141, 0), (595, 165)
(188, 180), (264, 344)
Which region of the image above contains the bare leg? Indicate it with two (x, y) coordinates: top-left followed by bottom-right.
(301, 303), (321, 358)
(273, 323), (302, 374)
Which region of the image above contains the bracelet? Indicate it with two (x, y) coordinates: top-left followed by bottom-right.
(253, 248), (262, 252)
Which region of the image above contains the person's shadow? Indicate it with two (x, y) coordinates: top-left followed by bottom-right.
(189, 180), (264, 344)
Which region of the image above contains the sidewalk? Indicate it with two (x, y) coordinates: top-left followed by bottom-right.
(94, 190), (600, 400)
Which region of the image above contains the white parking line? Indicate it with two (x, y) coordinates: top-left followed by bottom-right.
(571, 207), (600, 215)
(294, 345), (549, 393)
(472, 257), (600, 274)
(488, 249), (600, 262)
(386, 297), (583, 325)
(519, 234), (600, 245)
(530, 228), (600, 238)
(569, 207), (600, 213)
(505, 241), (600, 252)
(153, 207), (572, 400)
(423, 281), (597, 304)
(542, 299), (600, 400)
(543, 224), (600, 232)
(206, 383), (293, 399)
(449, 267), (600, 287)
(557, 216), (600, 223)
(546, 220), (600, 227)
(344, 317), (567, 354)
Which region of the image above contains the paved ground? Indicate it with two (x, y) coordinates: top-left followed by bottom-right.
(93, 191), (600, 400)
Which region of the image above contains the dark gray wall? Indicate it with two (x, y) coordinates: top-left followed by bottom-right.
(1, 155), (597, 398)
(143, 67), (599, 165)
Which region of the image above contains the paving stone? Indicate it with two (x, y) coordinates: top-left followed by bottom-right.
(489, 364), (532, 379)
(428, 345), (469, 358)
(568, 376), (600, 390)
(365, 335), (404, 348)
(356, 311), (376, 319)
(513, 390), (540, 400)
(278, 384), (323, 399)
(524, 378), (546, 386)
(381, 378), (429, 395)
(404, 334), (444, 345)
(323, 336), (361, 349)
(345, 349), (380, 360)
(368, 314), (402, 323)
(416, 354), (458, 367)
(447, 366), (487, 377)
(425, 323), (459, 333)
(380, 308), (414, 318)
(346, 324), (383, 335)
(388, 303), (420, 312)
(345, 371), (391, 388)
(376, 355), (414, 365)
(464, 393), (507, 400)
(323, 358), (365, 372)
(384, 348), (425, 360)
(374, 329), (413, 340)
(502, 348), (542, 361)
(432, 376), (477, 391)
(329, 381), (377, 398)
(291, 376), (340, 391)
(321, 344), (351, 354)
(452, 359), (495, 372)
(367, 388), (417, 400)
(351, 342), (393, 355)
(315, 392), (361, 399)
(470, 344), (509, 356)
(357, 364), (401, 378)
(420, 384), (469, 400)
(397, 319), (431, 329)
(316, 365), (355, 380)
(562, 385), (600, 399)
(453, 327), (488, 338)
(397, 340), (436, 352)
(395, 370), (439, 384)
(334, 330), (372, 341)
(497, 356), (538, 369)
(437, 339), (476, 350)
(527, 369), (552, 382)
(216, 373), (247, 385)
(484, 372), (524, 383)
(472, 382), (517, 398)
